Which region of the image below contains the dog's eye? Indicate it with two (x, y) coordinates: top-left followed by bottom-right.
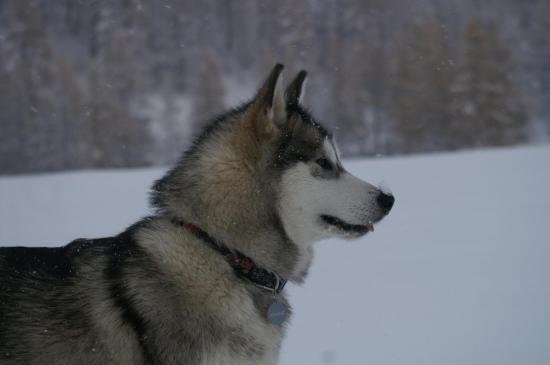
(315, 158), (332, 170)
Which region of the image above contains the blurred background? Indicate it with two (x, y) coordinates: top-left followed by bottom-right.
(0, 0), (549, 174)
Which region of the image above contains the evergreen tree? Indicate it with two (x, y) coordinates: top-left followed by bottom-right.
(531, 0), (550, 138)
(87, 0), (152, 167)
(450, 19), (528, 148)
(190, 52), (225, 136)
(392, 21), (453, 153)
(0, 0), (82, 173)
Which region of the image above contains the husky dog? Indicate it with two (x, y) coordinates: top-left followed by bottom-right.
(0, 64), (394, 364)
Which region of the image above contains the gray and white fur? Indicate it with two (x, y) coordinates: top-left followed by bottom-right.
(0, 64), (394, 364)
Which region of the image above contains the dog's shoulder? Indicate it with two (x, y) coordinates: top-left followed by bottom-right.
(127, 216), (287, 363)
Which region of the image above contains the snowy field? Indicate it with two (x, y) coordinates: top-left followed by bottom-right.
(1, 145), (549, 365)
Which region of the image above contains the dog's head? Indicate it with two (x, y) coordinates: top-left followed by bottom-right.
(250, 64), (394, 245)
(152, 64), (394, 247)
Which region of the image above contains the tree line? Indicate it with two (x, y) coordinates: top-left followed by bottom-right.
(0, 0), (548, 174)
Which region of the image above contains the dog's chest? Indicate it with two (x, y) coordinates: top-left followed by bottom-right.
(200, 290), (287, 365)
(138, 223), (290, 364)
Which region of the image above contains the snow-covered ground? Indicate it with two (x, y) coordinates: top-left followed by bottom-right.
(1, 145), (549, 364)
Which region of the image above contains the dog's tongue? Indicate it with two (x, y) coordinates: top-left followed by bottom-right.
(367, 222), (374, 233)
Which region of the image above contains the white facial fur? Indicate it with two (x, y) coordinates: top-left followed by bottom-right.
(278, 139), (385, 247)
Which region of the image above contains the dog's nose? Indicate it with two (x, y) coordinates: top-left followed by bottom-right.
(376, 192), (395, 213)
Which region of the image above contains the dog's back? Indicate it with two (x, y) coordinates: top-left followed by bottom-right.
(0, 235), (147, 364)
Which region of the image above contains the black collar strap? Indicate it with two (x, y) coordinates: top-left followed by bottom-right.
(172, 219), (287, 295)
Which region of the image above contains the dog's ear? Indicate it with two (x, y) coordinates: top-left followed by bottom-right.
(286, 70), (307, 106)
(252, 64), (286, 138)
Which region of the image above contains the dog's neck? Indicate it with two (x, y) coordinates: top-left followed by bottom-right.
(171, 218), (288, 293)
(171, 204), (304, 283)
(161, 155), (308, 281)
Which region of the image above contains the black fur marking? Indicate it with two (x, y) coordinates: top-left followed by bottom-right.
(288, 104), (330, 138)
(0, 246), (75, 280)
(0, 239), (95, 359)
(286, 70), (307, 106)
(274, 105), (329, 169)
(320, 215), (370, 234)
(103, 227), (157, 365)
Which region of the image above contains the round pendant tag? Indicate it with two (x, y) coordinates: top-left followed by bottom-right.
(267, 301), (288, 325)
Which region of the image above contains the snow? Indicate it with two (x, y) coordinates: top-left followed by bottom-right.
(1, 145), (550, 364)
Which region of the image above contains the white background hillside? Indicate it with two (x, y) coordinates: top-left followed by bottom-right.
(1, 145), (549, 365)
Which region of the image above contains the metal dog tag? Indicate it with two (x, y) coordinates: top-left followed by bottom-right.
(267, 301), (288, 325)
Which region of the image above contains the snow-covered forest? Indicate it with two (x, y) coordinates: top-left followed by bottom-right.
(0, 0), (549, 174)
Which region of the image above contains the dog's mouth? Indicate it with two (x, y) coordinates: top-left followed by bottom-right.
(320, 215), (374, 237)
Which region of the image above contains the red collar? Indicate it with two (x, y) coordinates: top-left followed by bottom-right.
(173, 219), (287, 294)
